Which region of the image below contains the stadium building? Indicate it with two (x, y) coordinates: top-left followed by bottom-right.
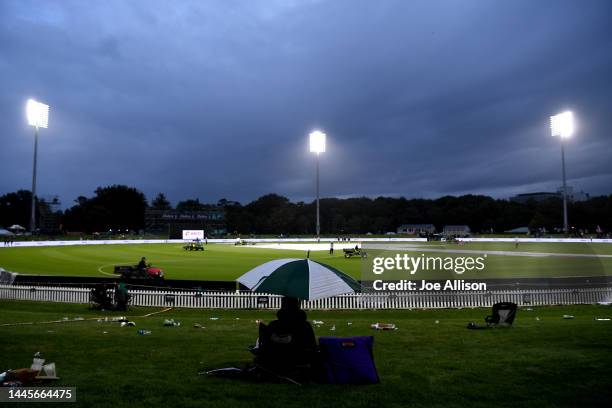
(442, 225), (471, 237)
(38, 196), (62, 234)
(510, 186), (589, 204)
(145, 207), (226, 238)
(396, 224), (436, 234)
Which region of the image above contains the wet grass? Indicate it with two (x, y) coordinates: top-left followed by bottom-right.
(1, 301), (612, 407)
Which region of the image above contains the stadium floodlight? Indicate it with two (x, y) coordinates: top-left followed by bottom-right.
(550, 111), (573, 138)
(309, 130), (326, 239)
(309, 130), (326, 154)
(26, 99), (50, 233)
(27, 99), (49, 129)
(550, 111), (573, 234)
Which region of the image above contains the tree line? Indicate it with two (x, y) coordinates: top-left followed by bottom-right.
(1, 186), (611, 235)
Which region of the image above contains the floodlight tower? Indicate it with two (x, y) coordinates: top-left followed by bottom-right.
(550, 111), (574, 235)
(309, 130), (326, 239)
(26, 99), (49, 234)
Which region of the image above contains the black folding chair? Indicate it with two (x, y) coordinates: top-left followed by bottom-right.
(485, 302), (517, 327)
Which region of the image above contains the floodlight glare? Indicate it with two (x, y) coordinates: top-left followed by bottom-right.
(309, 130), (326, 154)
(25, 98), (50, 233)
(549, 110), (575, 235)
(550, 111), (573, 138)
(27, 99), (49, 129)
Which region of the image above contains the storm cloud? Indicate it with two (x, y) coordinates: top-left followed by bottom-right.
(1, 0), (611, 206)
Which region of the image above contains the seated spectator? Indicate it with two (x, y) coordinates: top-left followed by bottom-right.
(254, 297), (317, 376)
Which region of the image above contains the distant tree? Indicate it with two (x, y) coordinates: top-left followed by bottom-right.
(151, 193), (172, 210)
(62, 185), (147, 232)
(30, 186), (612, 236)
(176, 198), (203, 212)
(0, 190), (36, 229)
(218, 198), (241, 207)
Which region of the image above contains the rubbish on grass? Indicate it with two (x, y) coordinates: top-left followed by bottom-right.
(6, 355), (61, 384)
(347, 322), (353, 326)
(193, 323), (205, 329)
(563, 315), (575, 319)
(371, 323), (397, 330)
(313, 320), (324, 325)
(121, 321), (136, 327)
(31, 358), (45, 371)
(203, 367), (243, 376)
(330, 325), (336, 331)
(36, 363), (59, 380)
(209, 317), (219, 321)
(466, 321), (486, 330)
(137, 329), (152, 335)
(435, 320), (440, 324)
(6, 368), (38, 384)
(255, 319), (262, 325)
(525, 308), (533, 311)
(164, 319), (181, 327)
(536, 317), (541, 321)
(594, 317), (611, 321)
(74, 317), (84, 321)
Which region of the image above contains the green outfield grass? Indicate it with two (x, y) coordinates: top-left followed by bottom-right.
(1, 301), (611, 408)
(0, 242), (611, 281)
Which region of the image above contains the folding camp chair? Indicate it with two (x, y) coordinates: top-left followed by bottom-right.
(485, 302), (517, 327)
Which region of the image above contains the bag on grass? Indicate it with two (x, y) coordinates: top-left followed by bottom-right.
(318, 336), (379, 385)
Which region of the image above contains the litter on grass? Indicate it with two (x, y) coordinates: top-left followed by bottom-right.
(563, 315), (575, 319)
(371, 323), (397, 330)
(594, 317), (611, 321)
(1, 354), (60, 386)
(164, 319), (181, 327)
(313, 320), (324, 325)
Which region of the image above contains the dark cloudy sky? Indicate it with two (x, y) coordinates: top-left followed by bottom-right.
(1, 0), (611, 207)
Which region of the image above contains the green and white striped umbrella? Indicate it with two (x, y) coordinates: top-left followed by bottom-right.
(236, 258), (361, 301)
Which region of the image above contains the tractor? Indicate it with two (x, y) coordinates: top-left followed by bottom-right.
(113, 264), (164, 280)
(183, 241), (205, 251)
(343, 247), (368, 258)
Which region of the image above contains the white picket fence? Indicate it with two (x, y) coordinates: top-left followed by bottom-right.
(0, 285), (610, 309)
